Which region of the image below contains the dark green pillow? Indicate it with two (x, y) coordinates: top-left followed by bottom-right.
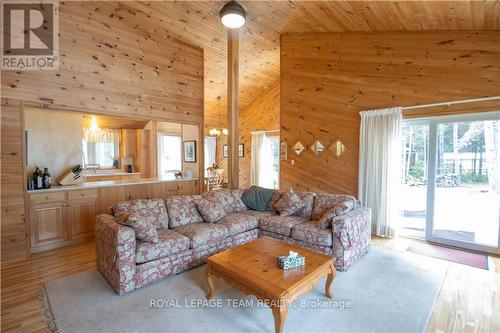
(241, 186), (276, 212)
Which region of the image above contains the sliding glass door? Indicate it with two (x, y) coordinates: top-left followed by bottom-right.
(400, 112), (500, 255)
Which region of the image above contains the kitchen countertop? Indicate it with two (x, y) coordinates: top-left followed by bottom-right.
(27, 177), (198, 194)
(85, 172), (141, 177)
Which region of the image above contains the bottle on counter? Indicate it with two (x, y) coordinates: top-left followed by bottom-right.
(33, 167), (43, 190)
(42, 168), (51, 189)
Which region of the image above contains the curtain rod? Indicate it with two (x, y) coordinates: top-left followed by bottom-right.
(402, 96), (500, 111)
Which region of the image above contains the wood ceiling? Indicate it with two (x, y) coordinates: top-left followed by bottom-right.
(61, 1), (500, 128)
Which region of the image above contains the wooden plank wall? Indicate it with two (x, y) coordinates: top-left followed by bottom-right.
(1, 2), (204, 123)
(215, 80), (280, 188)
(1, 99), (28, 261)
(280, 31), (500, 196)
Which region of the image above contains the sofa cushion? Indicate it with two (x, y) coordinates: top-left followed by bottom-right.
(267, 191), (282, 212)
(241, 186), (276, 211)
(291, 221), (333, 247)
(114, 199), (169, 229)
(316, 201), (357, 229)
(292, 191), (316, 219)
(165, 195), (204, 228)
(273, 190), (306, 216)
(311, 194), (357, 220)
(217, 213), (258, 237)
(194, 197), (227, 223)
(259, 215), (309, 237)
(135, 229), (190, 264)
(116, 212), (159, 243)
(174, 223), (229, 248)
(241, 210), (276, 220)
(202, 189), (237, 214)
(230, 189), (249, 212)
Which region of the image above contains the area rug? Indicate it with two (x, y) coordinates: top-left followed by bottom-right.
(42, 247), (447, 333)
(406, 241), (488, 270)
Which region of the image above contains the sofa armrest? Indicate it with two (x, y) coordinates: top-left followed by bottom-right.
(331, 207), (371, 250)
(95, 214), (136, 294)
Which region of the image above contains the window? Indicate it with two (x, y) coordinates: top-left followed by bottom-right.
(83, 141), (119, 168)
(204, 137), (217, 175)
(158, 133), (182, 177)
(250, 131), (280, 189)
(82, 129), (120, 168)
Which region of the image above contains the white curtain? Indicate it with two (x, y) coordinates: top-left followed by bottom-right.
(251, 132), (280, 189)
(358, 107), (402, 238)
(83, 128), (120, 143)
(250, 132), (264, 186)
(204, 137), (216, 174)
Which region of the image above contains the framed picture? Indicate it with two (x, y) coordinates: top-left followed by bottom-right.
(280, 141), (288, 161)
(223, 144), (228, 157)
(183, 141), (196, 163)
(238, 144), (244, 157)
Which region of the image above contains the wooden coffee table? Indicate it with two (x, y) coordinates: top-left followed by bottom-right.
(205, 237), (336, 333)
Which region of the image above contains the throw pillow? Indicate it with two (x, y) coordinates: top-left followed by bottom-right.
(230, 189), (249, 212)
(116, 212), (159, 243)
(241, 186), (277, 212)
(273, 190), (306, 216)
(194, 197), (227, 223)
(316, 201), (356, 229)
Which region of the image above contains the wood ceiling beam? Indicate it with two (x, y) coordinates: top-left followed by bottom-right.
(227, 29), (240, 190)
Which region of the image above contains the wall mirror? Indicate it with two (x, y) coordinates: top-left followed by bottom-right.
(292, 141), (305, 155)
(330, 140), (346, 158)
(310, 140), (325, 156)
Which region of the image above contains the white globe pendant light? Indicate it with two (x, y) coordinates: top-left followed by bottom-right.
(219, 1), (247, 29)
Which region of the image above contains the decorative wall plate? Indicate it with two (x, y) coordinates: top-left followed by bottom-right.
(330, 140), (346, 158)
(292, 141), (305, 156)
(310, 140), (325, 156)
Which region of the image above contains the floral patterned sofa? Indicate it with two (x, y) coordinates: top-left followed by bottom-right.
(95, 189), (371, 294)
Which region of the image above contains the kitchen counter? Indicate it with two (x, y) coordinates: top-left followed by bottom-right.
(85, 172), (141, 177)
(27, 177), (198, 193)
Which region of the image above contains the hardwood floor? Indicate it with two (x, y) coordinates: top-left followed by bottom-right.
(1, 238), (499, 332)
(1, 242), (95, 332)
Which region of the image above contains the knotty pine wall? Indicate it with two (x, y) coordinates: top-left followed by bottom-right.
(280, 31), (500, 195)
(1, 99), (28, 262)
(215, 80), (280, 188)
(0, 2), (204, 262)
(1, 2), (204, 123)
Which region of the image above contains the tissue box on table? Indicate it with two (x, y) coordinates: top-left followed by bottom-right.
(277, 250), (305, 270)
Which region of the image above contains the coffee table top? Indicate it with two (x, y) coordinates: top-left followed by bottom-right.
(207, 237), (334, 298)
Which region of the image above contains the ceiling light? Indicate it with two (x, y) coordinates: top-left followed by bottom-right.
(219, 1), (247, 29)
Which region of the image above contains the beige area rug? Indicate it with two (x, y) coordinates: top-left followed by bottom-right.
(42, 247), (447, 333)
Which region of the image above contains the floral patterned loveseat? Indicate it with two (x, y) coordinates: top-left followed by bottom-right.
(96, 189), (371, 294)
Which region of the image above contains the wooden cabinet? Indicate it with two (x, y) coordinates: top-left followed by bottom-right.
(29, 190), (98, 253)
(30, 202), (67, 250)
(67, 199), (96, 241)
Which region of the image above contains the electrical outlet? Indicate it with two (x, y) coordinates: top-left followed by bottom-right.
(290, 159), (295, 166)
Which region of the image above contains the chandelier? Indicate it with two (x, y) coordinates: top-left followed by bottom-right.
(209, 96), (228, 137)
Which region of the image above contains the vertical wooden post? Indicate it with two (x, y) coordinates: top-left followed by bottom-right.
(227, 29), (239, 189)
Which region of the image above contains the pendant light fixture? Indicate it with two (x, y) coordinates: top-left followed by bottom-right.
(209, 96), (228, 137)
(219, 1), (247, 29)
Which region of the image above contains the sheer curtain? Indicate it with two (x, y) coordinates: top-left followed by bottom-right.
(251, 132), (279, 189)
(358, 107), (402, 238)
(250, 132), (264, 186)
